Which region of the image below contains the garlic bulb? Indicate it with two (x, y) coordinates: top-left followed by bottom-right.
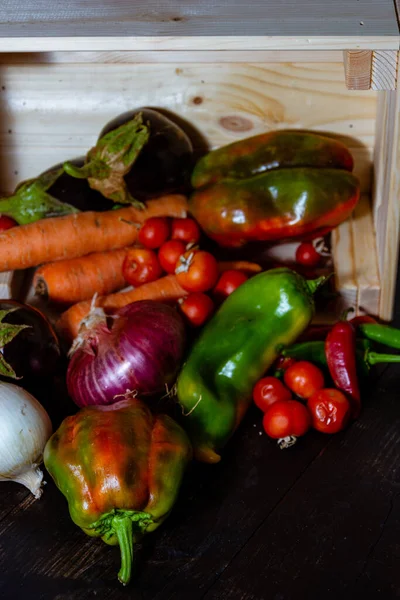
(0, 381), (52, 498)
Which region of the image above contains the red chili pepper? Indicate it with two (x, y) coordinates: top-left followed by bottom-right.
(325, 320), (361, 419)
(348, 315), (377, 327)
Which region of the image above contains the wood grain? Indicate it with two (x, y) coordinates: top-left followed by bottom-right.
(0, 61), (377, 193)
(373, 76), (400, 321)
(371, 50), (399, 90)
(0, 50), (345, 65)
(351, 195), (380, 316)
(1, 341), (400, 598)
(0, 36), (398, 54)
(0, 0), (398, 44)
(344, 50), (372, 90)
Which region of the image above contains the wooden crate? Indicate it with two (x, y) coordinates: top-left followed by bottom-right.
(0, 1), (399, 320)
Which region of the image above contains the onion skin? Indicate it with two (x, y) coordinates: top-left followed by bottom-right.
(0, 381), (52, 498)
(67, 300), (186, 408)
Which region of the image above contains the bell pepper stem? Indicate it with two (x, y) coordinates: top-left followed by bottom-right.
(305, 273), (332, 296)
(112, 515), (134, 586)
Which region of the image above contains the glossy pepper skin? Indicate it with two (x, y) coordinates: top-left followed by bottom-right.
(190, 167), (360, 247)
(191, 130), (354, 188)
(44, 398), (192, 586)
(281, 340), (400, 379)
(190, 130), (359, 248)
(325, 321), (361, 418)
(176, 267), (325, 464)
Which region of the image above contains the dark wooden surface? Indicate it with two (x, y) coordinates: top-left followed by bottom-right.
(1, 278), (400, 600)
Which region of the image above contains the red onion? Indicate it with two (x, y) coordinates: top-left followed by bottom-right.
(66, 300), (186, 407)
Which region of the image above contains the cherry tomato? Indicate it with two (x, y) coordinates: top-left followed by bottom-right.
(0, 215), (18, 232)
(283, 360), (325, 399)
(307, 388), (351, 434)
(295, 242), (322, 267)
(122, 248), (162, 286)
(252, 376), (292, 412)
(262, 400), (311, 447)
(171, 218), (201, 245)
(158, 240), (186, 274)
(213, 270), (248, 303)
(138, 217), (170, 249)
(176, 250), (219, 293)
(273, 356), (297, 374)
(179, 292), (214, 327)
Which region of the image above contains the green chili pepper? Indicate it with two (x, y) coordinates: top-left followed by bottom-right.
(176, 267), (326, 464)
(358, 323), (400, 349)
(281, 339), (400, 379)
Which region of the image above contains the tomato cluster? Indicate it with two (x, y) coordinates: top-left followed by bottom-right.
(253, 358), (352, 448)
(123, 216), (250, 328)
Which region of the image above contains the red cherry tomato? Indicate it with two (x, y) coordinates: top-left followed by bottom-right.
(213, 270), (248, 302)
(158, 240), (186, 274)
(262, 400), (311, 447)
(176, 250), (219, 293)
(273, 356), (297, 374)
(122, 248), (162, 286)
(179, 292), (214, 327)
(252, 377), (292, 412)
(307, 388), (351, 434)
(0, 215), (18, 232)
(171, 218), (201, 245)
(138, 217), (170, 249)
(295, 242), (322, 267)
(283, 360), (325, 399)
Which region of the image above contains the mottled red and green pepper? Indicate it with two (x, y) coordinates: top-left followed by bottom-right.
(44, 398), (192, 585)
(189, 130), (360, 248)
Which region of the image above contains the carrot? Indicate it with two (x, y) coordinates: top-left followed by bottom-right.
(33, 246), (135, 305)
(0, 194), (187, 272)
(218, 261), (262, 275)
(56, 274), (187, 342)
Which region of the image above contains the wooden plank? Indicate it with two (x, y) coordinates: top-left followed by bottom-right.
(0, 50), (345, 65)
(343, 50), (398, 90)
(331, 217), (358, 314)
(344, 50), (372, 90)
(351, 195), (380, 315)
(0, 271), (26, 300)
(0, 61), (377, 193)
(201, 367), (400, 600)
(371, 50), (399, 90)
(0, 0), (398, 43)
(372, 72), (400, 321)
(0, 36), (398, 53)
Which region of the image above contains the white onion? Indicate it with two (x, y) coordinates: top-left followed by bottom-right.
(0, 382), (52, 498)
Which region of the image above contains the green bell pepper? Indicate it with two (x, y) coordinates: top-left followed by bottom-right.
(176, 267), (326, 464)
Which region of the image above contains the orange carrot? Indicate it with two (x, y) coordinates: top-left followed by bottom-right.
(56, 274), (187, 342)
(33, 246), (136, 305)
(218, 261), (262, 274)
(0, 194), (187, 272)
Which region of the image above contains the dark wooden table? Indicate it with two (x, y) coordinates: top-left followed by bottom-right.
(1, 278), (400, 600)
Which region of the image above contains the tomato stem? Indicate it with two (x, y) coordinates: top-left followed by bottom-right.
(277, 435), (297, 450)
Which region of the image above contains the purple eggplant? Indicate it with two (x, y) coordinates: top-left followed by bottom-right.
(63, 108), (194, 208)
(0, 300), (61, 382)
